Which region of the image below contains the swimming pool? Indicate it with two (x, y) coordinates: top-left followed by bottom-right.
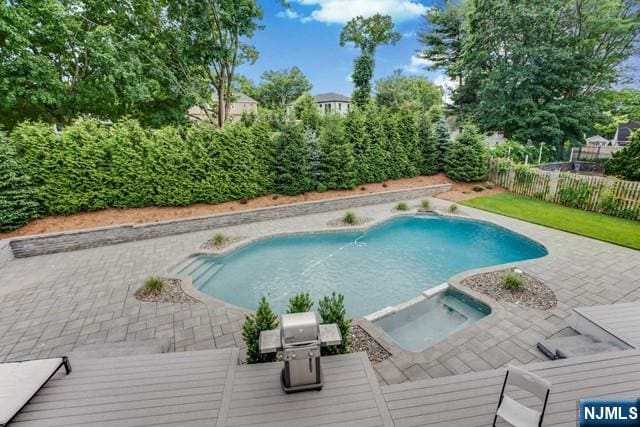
(177, 215), (546, 316)
(374, 290), (490, 352)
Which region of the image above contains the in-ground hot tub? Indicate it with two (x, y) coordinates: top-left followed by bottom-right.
(373, 289), (490, 352)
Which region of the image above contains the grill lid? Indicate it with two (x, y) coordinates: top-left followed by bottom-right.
(281, 312), (319, 344)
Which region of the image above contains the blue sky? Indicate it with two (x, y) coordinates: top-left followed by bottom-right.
(237, 0), (445, 96)
(237, 0), (638, 97)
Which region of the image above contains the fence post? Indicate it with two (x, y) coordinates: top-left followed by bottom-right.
(548, 171), (560, 201)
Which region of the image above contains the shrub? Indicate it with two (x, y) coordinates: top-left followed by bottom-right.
(142, 277), (164, 295)
(444, 124), (488, 182)
(318, 116), (357, 190)
(287, 292), (314, 313)
(473, 185), (484, 192)
(242, 296), (279, 364)
(484, 181), (495, 189)
(318, 292), (350, 355)
(419, 114), (439, 175)
(396, 202), (409, 211)
(213, 232), (226, 246)
(343, 211), (358, 225)
(503, 272), (525, 291)
(557, 182), (592, 209)
(605, 131), (640, 181)
(274, 121), (314, 195)
(448, 204), (459, 213)
(434, 118), (451, 171)
(0, 135), (39, 231)
(421, 199), (430, 209)
(316, 183), (327, 193)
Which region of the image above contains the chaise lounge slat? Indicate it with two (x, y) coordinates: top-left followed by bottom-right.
(0, 357), (71, 427)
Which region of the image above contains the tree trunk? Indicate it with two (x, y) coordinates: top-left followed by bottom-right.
(217, 70), (226, 127)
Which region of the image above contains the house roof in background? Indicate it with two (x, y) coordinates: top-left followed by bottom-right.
(314, 93), (351, 103)
(615, 121), (640, 143)
(586, 135), (609, 144)
(235, 93), (258, 104)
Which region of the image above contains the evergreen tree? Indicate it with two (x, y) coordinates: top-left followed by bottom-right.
(434, 118), (451, 171)
(397, 110), (421, 176)
(319, 116), (357, 190)
(274, 122), (313, 195)
(419, 114), (439, 175)
(363, 105), (391, 182)
(305, 129), (322, 186)
(606, 131), (640, 181)
(241, 296), (278, 364)
(0, 135), (39, 231)
(351, 53), (375, 107)
(385, 112), (409, 179)
(444, 123), (488, 182)
(344, 109), (369, 183)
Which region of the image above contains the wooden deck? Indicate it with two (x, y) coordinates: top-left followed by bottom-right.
(574, 302), (640, 348)
(12, 350), (392, 427)
(11, 347), (640, 426)
(381, 349), (640, 427)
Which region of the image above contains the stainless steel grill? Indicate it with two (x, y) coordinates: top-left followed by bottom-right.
(260, 312), (342, 393)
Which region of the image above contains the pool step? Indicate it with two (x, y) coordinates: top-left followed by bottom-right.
(175, 257), (223, 285)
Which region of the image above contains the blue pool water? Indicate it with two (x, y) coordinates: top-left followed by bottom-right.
(375, 290), (490, 352)
(179, 216), (546, 316)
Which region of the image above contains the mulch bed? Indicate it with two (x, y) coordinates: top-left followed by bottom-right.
(134, 278), (200, 304)
(461, 269), (557, 310)
(349, 325), (391, 364)
(326, 217), (373, 227)
(200, 235), (243, 250)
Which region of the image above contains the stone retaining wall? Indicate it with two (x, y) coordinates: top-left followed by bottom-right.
(0, 241), (13, 268)
(9, 184), (451, 258)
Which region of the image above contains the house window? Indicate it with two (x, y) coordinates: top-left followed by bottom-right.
(338, 103), (342, 111)
(347, 104), (350, 112)
(324, 103), (331, 113)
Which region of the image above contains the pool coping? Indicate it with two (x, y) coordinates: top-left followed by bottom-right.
(163, 209), (550, 363)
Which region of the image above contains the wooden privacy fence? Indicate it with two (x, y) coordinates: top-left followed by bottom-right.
(487, 158), (640, 220)
(570, 146), (624, 162)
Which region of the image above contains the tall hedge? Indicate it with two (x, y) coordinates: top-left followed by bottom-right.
(0, 134), (38, 231)
(444, 124), (488, 182)
(435, 118), (451, 171)
(419, 114), (439, 175)
(274, 122), (313, 195)
(318, 116), (357, 190)
(2, 110), (454, 232)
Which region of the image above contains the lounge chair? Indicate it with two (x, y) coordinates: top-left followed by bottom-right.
(493, 365), (551, 427)
(0, 357), (71, 426)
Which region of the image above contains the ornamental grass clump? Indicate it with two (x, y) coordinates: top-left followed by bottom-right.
(343, 211), (357, 225)
(503, 272), (525, 291)
(141, 276), (164, 296)
(242, 296), (278, 364)
(448, 203), (459, 214)
(212, 232), (226, 246)
(396, 201), (409, 211)
(421, 199), (430, 209)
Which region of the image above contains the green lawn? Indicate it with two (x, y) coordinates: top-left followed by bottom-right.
(460, 193), (640, 250)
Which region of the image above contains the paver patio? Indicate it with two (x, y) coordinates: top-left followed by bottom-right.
(1, 197), (639, 385)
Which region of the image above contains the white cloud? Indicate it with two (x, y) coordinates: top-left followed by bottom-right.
(276, 8), (301, 19)
(432, 73), (458, 104)
(292, 0), (428, 24)
(402, 31), (416, 38)
(402, 55), (433, 74)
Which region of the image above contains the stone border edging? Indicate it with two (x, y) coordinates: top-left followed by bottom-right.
(6, 184), (451, 258)
(0, 242), (12, 268)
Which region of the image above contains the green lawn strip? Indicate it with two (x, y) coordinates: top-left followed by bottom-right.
(460, 193), (640, 250)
